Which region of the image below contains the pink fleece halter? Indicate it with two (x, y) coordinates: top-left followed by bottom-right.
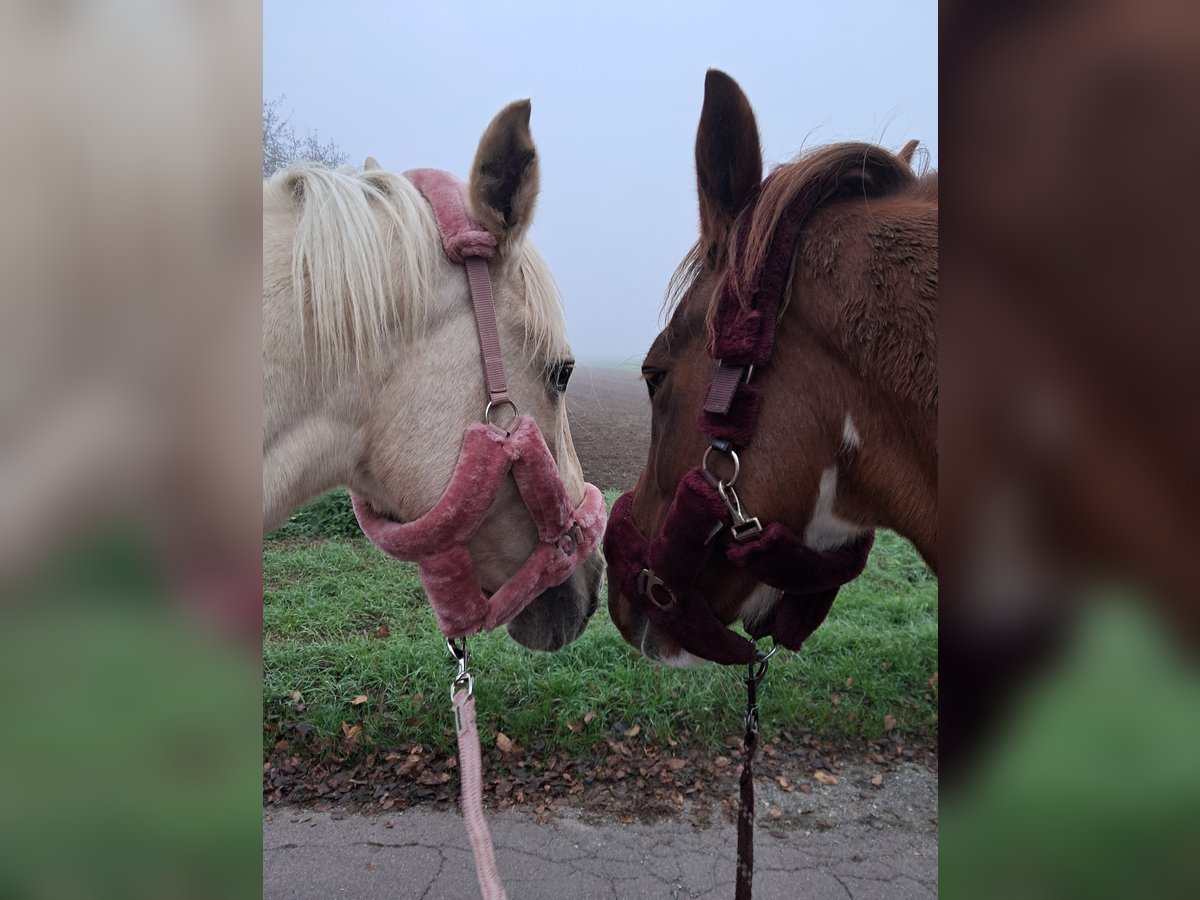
(351, 169), (605, 638)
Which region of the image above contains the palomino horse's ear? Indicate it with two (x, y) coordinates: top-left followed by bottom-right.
(363, 156), (381, 171)
(696, 69), (762, 263)
(468, 99), (539, 253)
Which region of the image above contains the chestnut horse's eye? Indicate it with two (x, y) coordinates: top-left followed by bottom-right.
(642, 367), (667, 399)
(549, 360), (574, 393)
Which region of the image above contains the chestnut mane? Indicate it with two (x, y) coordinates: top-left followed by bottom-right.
(665, 141), (937, 410)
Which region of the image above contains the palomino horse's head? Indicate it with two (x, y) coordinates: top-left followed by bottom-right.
(607, 71), (938, 665)
(263, 101), (602, 651)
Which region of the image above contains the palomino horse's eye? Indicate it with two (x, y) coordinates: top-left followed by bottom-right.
(549, 360), (574, 393)
(642, 367), (667, 399)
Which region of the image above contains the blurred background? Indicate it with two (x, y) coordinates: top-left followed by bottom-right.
(1, 0), (1198, 897)
(0, 0), (262, 897)
(940, 0), (1200, 896)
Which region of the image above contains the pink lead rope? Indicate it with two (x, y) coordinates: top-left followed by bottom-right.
(351, 169), (605, 900)
(451, 641), (507, 900)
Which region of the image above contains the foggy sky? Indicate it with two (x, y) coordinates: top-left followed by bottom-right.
(264, 0), (937, 364)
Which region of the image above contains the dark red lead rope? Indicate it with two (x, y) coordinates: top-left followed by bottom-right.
(736, 653), (768, 900)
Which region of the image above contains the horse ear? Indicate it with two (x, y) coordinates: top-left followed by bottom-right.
(469, 99), (539, 253)
(898, 140), (920, 167)
(363, 156), (381, 171)
(696, 69), (762, 262)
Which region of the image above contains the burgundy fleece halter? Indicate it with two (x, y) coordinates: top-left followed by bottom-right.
(351, 168), (605, 637)
(603, 168), (874, 667)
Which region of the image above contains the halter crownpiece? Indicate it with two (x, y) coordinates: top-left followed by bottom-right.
(603, 167), (875, 666)
(351, 169), (605, 638)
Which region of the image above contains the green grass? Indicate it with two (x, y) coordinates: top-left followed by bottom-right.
(264, 490), (937, 756)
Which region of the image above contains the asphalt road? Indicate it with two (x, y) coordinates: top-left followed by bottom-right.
(264, 763), (937, 899)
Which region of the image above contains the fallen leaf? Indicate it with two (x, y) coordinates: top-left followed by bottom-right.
(397, 753), (421, 775)
(768, 808), (783, 820)
(566, 721), (583, 732)
(884, 715), (898, 731)
(813, 770), (838, 786)
(351, 695), (368, 706)
(583, 711), (597, 725)
(927, 672), (939, 689)
(375, 622), (390, 639)
(667, 758), (687, 770)
(799, 783), (813, 794)
(714, 756), (730, 769)
(291, 691), (302, 703)
(495, 732), (516, 753)
(871, 774), (884, 787)
(624, 725), (641, 738)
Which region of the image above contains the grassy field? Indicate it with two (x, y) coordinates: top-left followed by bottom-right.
(264, 490), (937, 757)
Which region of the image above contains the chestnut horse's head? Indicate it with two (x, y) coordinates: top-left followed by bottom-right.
(607, 70), (938, 665)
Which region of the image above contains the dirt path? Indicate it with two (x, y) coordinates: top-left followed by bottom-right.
(264, 761), (936, 899)
(566, 364), (650, 492)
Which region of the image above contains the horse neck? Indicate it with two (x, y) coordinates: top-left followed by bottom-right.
(845, 399), (938, 571)
(262, 363), (366, 532)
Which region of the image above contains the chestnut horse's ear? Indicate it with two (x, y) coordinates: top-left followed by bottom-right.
(363, 156), (381, 171)
(469, 99), (539, 254)
(898, 140), (920, 167)
(696, 69), (762, 262)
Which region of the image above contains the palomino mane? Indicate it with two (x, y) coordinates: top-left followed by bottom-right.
(264, 162), (568, 375)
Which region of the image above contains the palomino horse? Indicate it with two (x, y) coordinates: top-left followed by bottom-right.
(263, 100), (603, 651)
(606, 70), (937, 666)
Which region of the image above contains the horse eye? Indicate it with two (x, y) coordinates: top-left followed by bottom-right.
(550, 360), (574, 393)
(642, 367), (666, 399)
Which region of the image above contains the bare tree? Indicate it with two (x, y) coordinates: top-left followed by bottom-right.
(263, 97), (348, 178)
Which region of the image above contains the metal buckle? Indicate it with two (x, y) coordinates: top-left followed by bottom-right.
(744, 641), (776, 734)
(731, 517), (764, 542)
(636, 569), (676, 609)
(447, 637), (474, 701)
(715, 481), (763, 542)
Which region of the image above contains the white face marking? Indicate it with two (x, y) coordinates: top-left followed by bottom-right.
(739, 583), (782, 633)
(804, 466), (870, 550)
(841, 413), (862, 453)
(656, 648), (706, 669)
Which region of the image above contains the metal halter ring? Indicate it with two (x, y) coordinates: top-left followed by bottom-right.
(484, 399), (519, 428)
(753, 641), (778, 672)
(702, 444), (740, 488)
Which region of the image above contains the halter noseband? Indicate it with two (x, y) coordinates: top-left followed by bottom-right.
(352, 168), (605, 638)
(603, 169), (874, 665)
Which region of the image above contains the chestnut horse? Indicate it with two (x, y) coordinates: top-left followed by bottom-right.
(607, 71), (936, 665)
(263, 101), (603, 651)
